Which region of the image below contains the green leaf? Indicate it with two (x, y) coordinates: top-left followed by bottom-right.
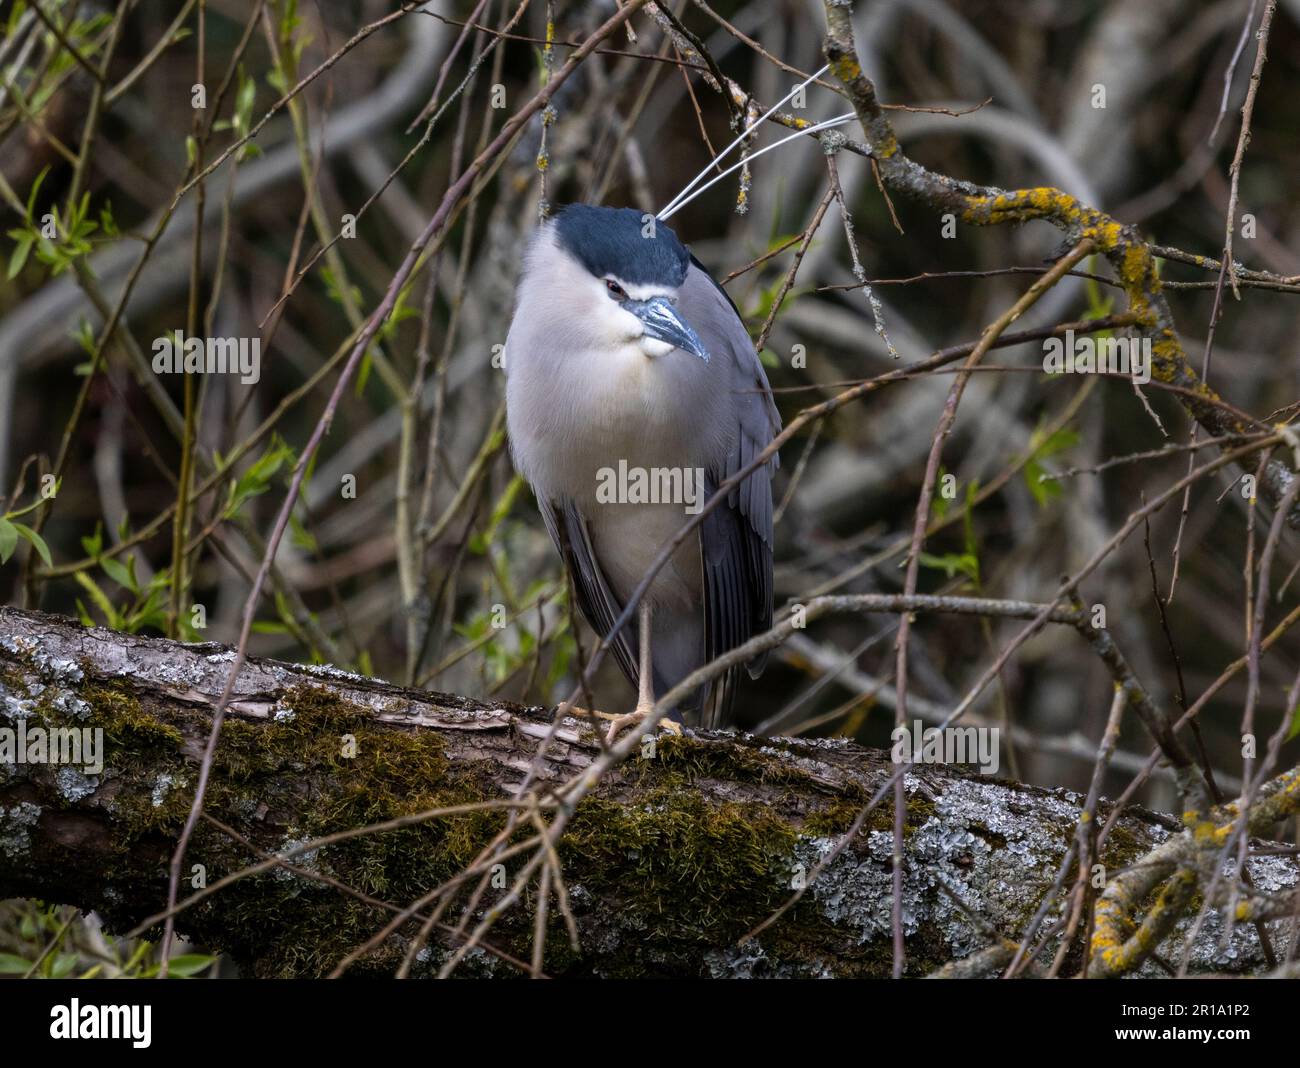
(235, 68), (256, 133)
(1286, 704), (1300, 743)
(288, 512), (317, 553)
(165, 953), (216, 978)
(126, 586), (168, 635)
(100, 556), (136, 592)
(919, 551), (979, 584)
(74, 571), (117, 624)
(1023, 425), (1080, 508)
(139, 952), (216, 978)
(278, 0), (300, 40)
(7, 232), (33, 279)
(354, 349), (372, 396)
(477, 475), (524, 550)
(72, 317), (97, 355)
(49, 952), (78, 978)
(12, 522), (51, 566)
(80, 522), (104, 558)
(224, 438), (294, 519)
(251, 620), (291, 634)
(0, 953), (32, 975)
(99, 199), (118, 237)
(24, 165), (48, 221)
(0, 518), (17, 563)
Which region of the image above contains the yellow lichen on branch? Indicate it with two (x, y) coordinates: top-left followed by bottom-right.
(1092, 866), (1198, 976)
(1092, 768), (1300, 976)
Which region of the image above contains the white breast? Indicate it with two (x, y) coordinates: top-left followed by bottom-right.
(507, 335), (729, 505)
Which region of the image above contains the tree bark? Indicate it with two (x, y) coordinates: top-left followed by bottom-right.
(0, 607), (1293, 977)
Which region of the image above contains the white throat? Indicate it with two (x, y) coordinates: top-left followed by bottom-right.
(640, 336), (674, 359)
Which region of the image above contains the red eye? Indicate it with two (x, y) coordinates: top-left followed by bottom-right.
(605, 279), (627, 299)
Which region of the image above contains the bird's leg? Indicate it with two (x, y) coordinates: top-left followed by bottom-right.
(635, 597), (655, 715)
(601, 599), (681, 743)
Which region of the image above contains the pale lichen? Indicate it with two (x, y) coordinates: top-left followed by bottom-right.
(55, 767), (99, 802)
(0, 800), (41, 858)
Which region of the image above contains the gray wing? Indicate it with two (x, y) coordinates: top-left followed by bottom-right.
(537, 498), (640, 691)
(682, 256), (781, 728)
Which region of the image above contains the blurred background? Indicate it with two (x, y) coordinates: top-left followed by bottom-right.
(2, 0), (1299, 973)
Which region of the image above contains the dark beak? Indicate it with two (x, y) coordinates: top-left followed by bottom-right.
(625, 296), (710, 362)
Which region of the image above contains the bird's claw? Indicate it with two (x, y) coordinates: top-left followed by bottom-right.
(563, 704), (681, 743)
(602, 705), (681, 745)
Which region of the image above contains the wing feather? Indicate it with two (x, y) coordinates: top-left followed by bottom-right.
(538, 498), (639, 689)
(681, 257), (781, 727)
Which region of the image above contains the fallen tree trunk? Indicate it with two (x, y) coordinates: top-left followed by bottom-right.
(0, 607), (1293, 977)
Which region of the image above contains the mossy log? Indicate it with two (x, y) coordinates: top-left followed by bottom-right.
(0, 607), (1294, 977)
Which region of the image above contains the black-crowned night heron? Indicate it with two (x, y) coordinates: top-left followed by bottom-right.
(504, 204), (780, 736)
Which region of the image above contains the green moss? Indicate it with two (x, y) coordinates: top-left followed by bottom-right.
(802, 799), (863, 836)
(28, 681), (515, 974)
(0, 664), (30, 698)
(555, 786), (873, 977)
(651, 735), (820, 788)
(564, 789), (795, 930)
(15, 671), (976, 976)
(177, 686), (513, 971)
(83, 683), (183, 748)
(802, 794), (937, 838)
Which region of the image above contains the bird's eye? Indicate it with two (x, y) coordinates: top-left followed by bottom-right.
(604, 279), (627, 300)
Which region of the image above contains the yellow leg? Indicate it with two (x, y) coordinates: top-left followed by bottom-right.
(600, 601), (682, 742)
(569, 601), (682, 743)
(635, 598), (655, 715)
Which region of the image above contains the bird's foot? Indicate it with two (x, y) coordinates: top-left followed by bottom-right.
(563, 704), (616, 725)
(565, 703), (681, 744)
(599, 703), (682, 746)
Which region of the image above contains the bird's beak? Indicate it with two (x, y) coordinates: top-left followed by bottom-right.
(625, 296), (710, 362)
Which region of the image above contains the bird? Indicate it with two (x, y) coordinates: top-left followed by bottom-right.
(503, 204), (781, 736)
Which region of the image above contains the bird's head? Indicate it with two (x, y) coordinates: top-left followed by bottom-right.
(544, 204), (710, 363)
